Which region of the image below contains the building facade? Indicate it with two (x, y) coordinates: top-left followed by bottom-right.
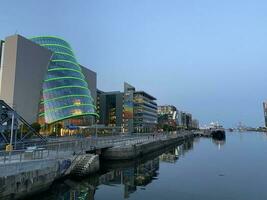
(0, 34), (98, 135)
(123, 82), (135, 133)
(97, 90), (123, 127)
(97, 83), (157, 133)
(121, 82), (157, 133)
(133, 91), (158, 133)
(179, 111), (193, 129)
(192, 119), (199, 129)
(157, 105), (177, 131)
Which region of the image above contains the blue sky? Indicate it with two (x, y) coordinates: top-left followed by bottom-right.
(1, 0), (267, 127)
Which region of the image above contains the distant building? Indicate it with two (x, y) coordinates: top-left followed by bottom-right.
(157, 105), (177, 130)
(123, 82), (135, 133)
(133, 91), (157, 133)
(97, 82), (157, 133)
(158, 105), (177, 116)
(179, 111), (193, 129)
(263, 102), (267, 127)
(122, 82), (157, 133)
(97, 90), (123, 127)
(192, 119), (199, 129)
(186, 113), (193, 129)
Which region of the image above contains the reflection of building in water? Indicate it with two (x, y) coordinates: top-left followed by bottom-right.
(100, 158), (160, 198)
(180, 139), (194, 156)
(160, 139), (195, 163)
(123, 167), (136, 198)
(57, 176), (99, 200)
(43, 140), (194, 200)
(160, 148), (179, 163)
(135, 158), (159, 186)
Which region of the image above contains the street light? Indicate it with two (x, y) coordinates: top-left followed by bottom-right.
(8, 112), (15, 161)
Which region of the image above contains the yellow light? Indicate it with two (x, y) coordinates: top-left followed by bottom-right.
(73, 99), (81, 106)
(72, 109), (82, 115)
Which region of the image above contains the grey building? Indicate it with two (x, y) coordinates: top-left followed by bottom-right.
(122, 82), (157, 133)
(133, 91), (158, 133)
(0, 35), (52, 124)
(0, 34), (97, 129)
(81, 65), (97, 103)
(179, 111), (193, 129)
(192, 119), (199, 129)
(97, 90), (123, 127)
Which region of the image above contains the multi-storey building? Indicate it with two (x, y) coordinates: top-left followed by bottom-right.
(97, 90), (123, 127)
(122, 82), (157, 133)
(192, 119), (199, 129)
(179, 111), (193, 129)
(157, 105), (177, 130)
(0, 34), (98, 135)
(133, 91), (158, 133)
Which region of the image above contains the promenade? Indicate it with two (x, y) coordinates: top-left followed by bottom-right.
(0, 133), (177, 166)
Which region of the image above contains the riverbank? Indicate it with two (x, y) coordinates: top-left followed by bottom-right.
(27, 131), (267, 200)
(0, 132), (195, 199)
(102, 133), (194, 160)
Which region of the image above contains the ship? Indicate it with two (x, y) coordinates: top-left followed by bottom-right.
(208, 122), (226, 140)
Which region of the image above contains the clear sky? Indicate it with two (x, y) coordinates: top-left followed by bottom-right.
(1, 0), (267, 127)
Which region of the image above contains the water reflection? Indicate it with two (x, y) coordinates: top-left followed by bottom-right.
(31, 132), (267, 200)
(212, 135), (226, 150)
(159, 139), (194, 163)
(33, 139), (194, 200)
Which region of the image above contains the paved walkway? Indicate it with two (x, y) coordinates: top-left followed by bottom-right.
(0, 133), (177, 165)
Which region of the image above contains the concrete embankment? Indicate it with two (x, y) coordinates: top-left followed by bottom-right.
(0, 158), (69, 199)
(0, 154), (99, 199)
(102, 133), (194, 160)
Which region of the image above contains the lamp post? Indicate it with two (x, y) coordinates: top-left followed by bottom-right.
(9, 112), (15, 161)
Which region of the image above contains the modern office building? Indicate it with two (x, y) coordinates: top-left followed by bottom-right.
(263, 102), (267, 127)
(122, 82), (157, 133)
(157, 105), (177, 130)
(123, 82), (135, 133)
(192, 119), (199, 129)
(133, 91), (158, 133)
(179, 111), (193, 129)
(158, 105), (177, 116)
(97, 90), (123, 127)
(0, 34), (97, 134)
(97, 83), (157, 133)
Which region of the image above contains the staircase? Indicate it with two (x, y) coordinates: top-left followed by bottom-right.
(70, 154), (99, 177)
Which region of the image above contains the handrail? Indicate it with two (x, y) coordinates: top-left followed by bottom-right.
(0, 132), (189, 165)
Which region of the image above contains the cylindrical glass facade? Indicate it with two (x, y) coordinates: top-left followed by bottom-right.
(30, 36), (98, 124)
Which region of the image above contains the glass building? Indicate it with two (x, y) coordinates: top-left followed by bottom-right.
(30, 36), (98, 127)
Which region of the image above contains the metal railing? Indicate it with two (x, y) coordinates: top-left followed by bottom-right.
(0, 132), (187, 165)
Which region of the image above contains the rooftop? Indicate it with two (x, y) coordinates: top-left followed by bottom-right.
(134, 91), (157, 100)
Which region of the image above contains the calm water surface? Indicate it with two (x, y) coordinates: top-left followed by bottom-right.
(33, 132), (267, 200)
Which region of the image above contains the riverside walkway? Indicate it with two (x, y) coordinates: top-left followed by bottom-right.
(0, 133), (179, 165)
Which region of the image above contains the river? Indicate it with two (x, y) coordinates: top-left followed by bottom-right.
(31, 132), (267, 200)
